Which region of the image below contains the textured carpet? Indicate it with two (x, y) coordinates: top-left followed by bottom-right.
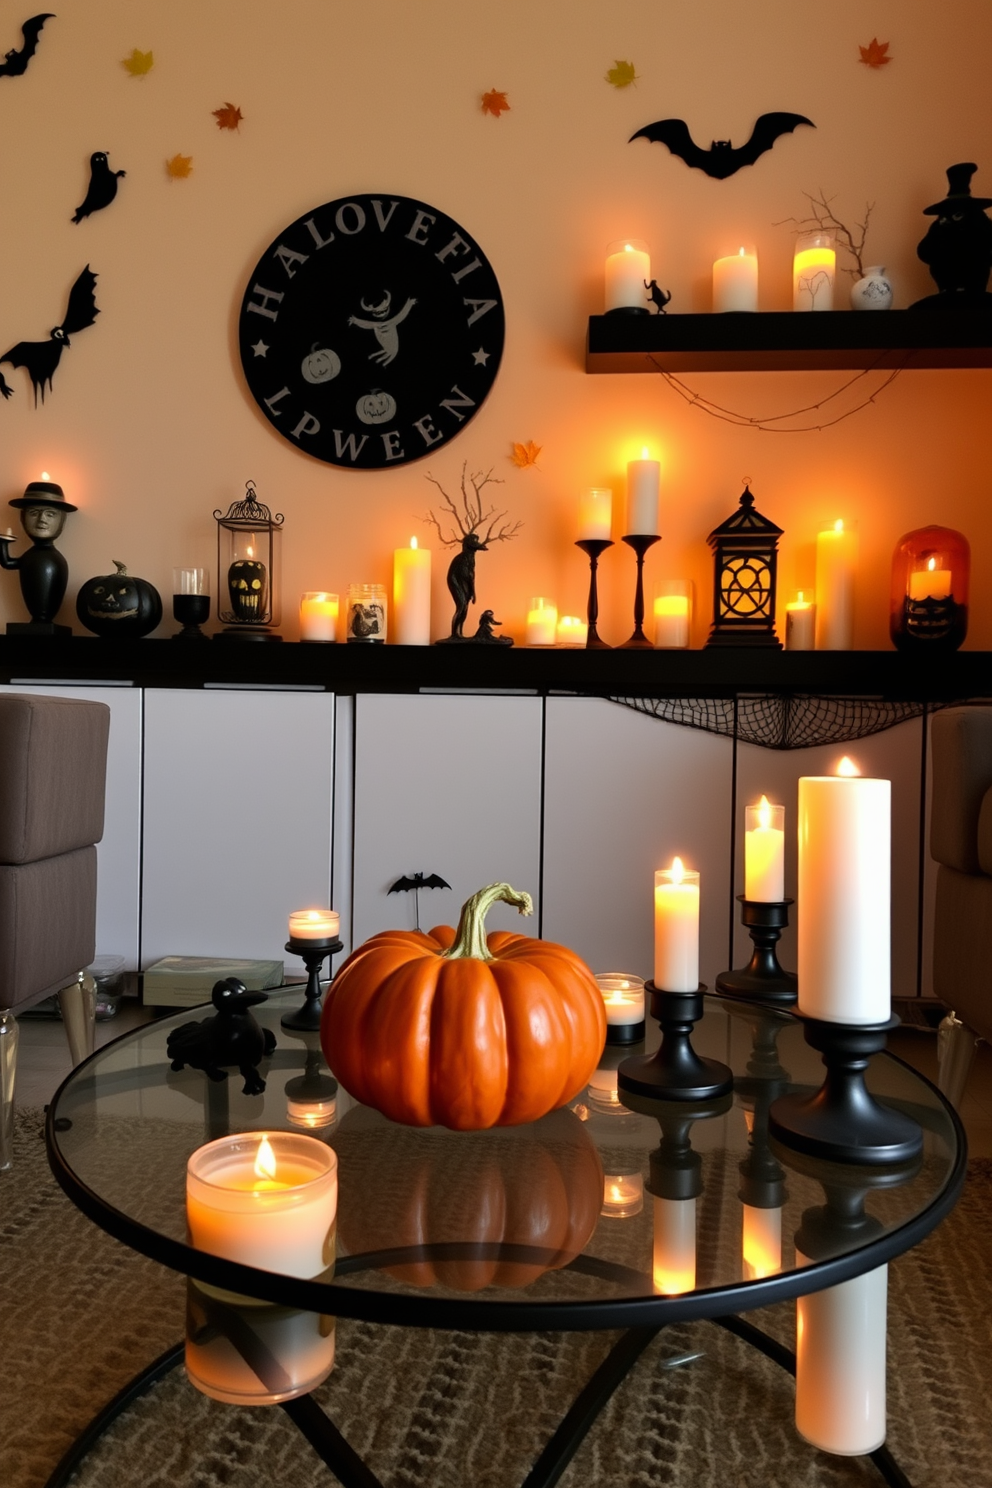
(1, 1109), (990, 1488)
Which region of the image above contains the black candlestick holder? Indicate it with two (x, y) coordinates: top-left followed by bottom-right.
(715, 898), (798, 1007)
(281, 937), (343, 1032)
(618, 534), (660, 649)
(172, 593), (211, 640)
(618, 983), (734, 1102)
(769, 1014), (923, 1165)
(575, 538), (613, 649)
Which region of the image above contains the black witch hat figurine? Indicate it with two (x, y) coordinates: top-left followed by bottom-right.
(0, 477), (77, 635)
(912, 162), (992, 310)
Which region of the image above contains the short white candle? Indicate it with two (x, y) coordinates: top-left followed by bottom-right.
(300, 592), (338, 642)
(556, 614), (588, 647)
(587, 1064), (622, 1110)
(186, 1132), (338, 1280)
(712, 246), (758, 312)
(601, 1173), (644, 1219)
(605, 239), (650, 312)
(393, 537), (432, 645)
(654, 858), (699, 991)
(186, 1286), (336, 1405)
(626, 450), (660, 535)
(797, 758), (891, 1024)
(815, 521), (857, 650)
(526, 597), (557, 646)
(796, 1264), (887, 1455)
(744, 796), (785, 902)
(785, 591), (816, 651)
(742, 1204), (782, 1280)
(578, 488), (613, 541)
(288, 909), (340, 942)
(654, 588), (690, 648)
(653, 1196), (696, 1295)
(793, 235), (836, 311)
(908, 557), (952, 601)
(594, 972), (645, 1027)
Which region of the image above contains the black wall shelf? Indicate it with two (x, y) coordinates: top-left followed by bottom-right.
(586, 307), (992, 374)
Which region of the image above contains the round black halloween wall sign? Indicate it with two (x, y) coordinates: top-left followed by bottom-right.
(238, 194), (505, 470)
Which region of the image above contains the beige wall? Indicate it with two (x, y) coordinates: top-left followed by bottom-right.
(0, 0), (989, 645)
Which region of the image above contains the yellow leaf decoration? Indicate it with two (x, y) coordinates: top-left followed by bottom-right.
(122, 49), (154, 78)
(510, 440), (541, 468)
(166, 154), (193, 179)
(481, 89), (510, 118)
(213, 102), (244, 131)
(606, 59), (638, 89)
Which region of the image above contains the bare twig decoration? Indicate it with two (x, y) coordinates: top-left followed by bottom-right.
(422, 463), (522, 641)
(774, 190), (875, 279)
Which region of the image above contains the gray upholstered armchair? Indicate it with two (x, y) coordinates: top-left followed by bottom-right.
(0, 692), (110, 1168)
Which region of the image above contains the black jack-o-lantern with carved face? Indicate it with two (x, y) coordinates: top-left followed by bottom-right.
(227, 559), (269, 622)
(76, 560), (163, 638)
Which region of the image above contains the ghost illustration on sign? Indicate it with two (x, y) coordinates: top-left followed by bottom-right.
(347, 290), (416, 366)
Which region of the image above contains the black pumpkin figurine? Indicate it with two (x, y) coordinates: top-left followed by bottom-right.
(76, 559), (163, 637)
(166, 977), (276, 1097)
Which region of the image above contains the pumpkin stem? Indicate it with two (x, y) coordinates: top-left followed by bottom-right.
(112, 560), (128, 575)
(443, 882), (533, 962)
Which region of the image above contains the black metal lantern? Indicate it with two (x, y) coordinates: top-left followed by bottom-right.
(214, 480), (284, 642)
(705, 483), (782, 648)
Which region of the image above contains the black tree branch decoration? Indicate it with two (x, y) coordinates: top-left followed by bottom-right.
(422, 463), (522, 645)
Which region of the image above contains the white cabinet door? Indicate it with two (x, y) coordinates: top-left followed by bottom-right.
(0, 683), (143, 968)
(141, 689), (334, 967)
(351, 694), (543, 946)
(542, 698), (734, 988)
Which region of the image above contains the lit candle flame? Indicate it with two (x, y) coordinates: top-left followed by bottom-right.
(833, 519), (844, 533)
(624, 242), (634, 253)
(738, 246), (745, 257)
(836, 756), (860, 777)
(670, 856), (685, 884)
(40, 470), (50, 481)
(797, 590), (804, 602)
(247, 544), (254, 559)
(606, 989), (625, 1004)
(410, 535), (418, 549)
(757, 794), (772, 830)
(641, 445), (650, 460)
(927, 556), (936, 573)
(254, 1134), (277, 1182)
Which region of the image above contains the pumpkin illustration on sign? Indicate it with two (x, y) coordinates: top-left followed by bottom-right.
(238, 194), (504, 470)
(320, 882), (607, 1130)
(76, 560), (163, 637)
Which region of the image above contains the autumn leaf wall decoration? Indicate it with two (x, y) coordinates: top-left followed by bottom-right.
(166, 154), (193, 179)
(510, 440), (541, 468)
(213, 102), (243, 131)
(606, 60), (638, 89)
(481, 89), (509, 118)
(859, 38), (891, 67)
(122, 48), (154, 77)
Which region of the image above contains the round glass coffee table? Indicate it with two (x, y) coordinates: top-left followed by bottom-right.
(46, 990), (965, 1488)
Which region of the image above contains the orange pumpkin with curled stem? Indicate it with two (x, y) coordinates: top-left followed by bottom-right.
(320, 882), (607, 1130)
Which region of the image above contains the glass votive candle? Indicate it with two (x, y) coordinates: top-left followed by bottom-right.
(556, 615), (588, 647)
(890, 524), (970, 653)
(288, 909), (340, 943)
(654, 581), (692, 648)
(785, 591), (816, 650)
(185, 1280), (336, 1405)
(300, 591), (338, 642)
(604, 238), (651, 313)
(526, 597), (557, 646)
(793, 230), (836, 311)
(595, 972), (646, 1045)
(601, 1172), (645, 1220)
(346, 583), (386, 643)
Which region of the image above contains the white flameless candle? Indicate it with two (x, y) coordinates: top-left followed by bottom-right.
(653, 1196), (696, 1294)
(595, 973), (646, 1027)
(556, 615), (587, 647)
(815, 521), (857, 649)
(797, 757), (891, 1024)
(793, 233), (836, 311)
(908, 556), (952, 601)
(785, 591), (816, 651)
(744, 796), (785, 902)
(796, 1264), (888, 1456)
(526, 597), (557, 646)
(626, 449), (660, 536)
(605, 239), (650, 312)
(288, 909), (340, 942)
(300, 592), (338, 642)
(712, 246), (759, 312)
(654, 583), (691, 648)
(742, 1204), (782, 1280)
(654, 859), (699, 991)
(578, 488), (613, 541)
(393, 537), (432, 645)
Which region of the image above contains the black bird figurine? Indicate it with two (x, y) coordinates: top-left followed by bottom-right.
(166, 978), (276, 1096)
(73, 152), (126, 223)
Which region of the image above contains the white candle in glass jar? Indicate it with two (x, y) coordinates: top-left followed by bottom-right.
(744, 796), (785, 902)
(556, 615), (587, 647)
(815, 521), (857, 649)
(601, 1173), (644, 1219)
(797, 758), (891, 1024)
(605, 239), (650, 312)
(785, 591), (816, 651)
(653, 1196), (696, 1294)
(578, 488), (613, 541)
(288, 909), (340, 942)
(300, 592), (338, 642)
(793, 235), (836, 311)
(796, 1264), (888, 1455)
(654, 859), (699, 991)
(712, 247), (759, 312)
(908, 557), (952, 601)
(654, 588), (690, 648)
(626, 450), (660, 535)
(595, 972), (645, 1027)
(393, 537), (431, 645)
(526, 597), (557, 646)
(587, 1063), (622, 1110)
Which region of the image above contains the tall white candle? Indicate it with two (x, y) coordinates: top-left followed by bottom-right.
(526, 597), (557, 646)
(797, 758), (891, 1024)
(653, 1196), (696, 1295)
(654, 858), (699, 991)
(300, 592), (338, 642)
(815, 521), (857, 650)
(785, 591), (816, 651)
(626, 450), (660, 535)
(796, 1264), (887, 1455)
(393, 537), (431, 645)
(578, 487), (613, 541)
(744, 796), (785, 902)
(605, 239), (650, 312)
(712, 247), (759, 312)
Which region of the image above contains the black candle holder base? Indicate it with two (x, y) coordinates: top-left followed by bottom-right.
(618, 984), (733, 1102)
(715, 898), (798, 1008)
(605, 1019), (646, 1046)
(6, 620), (71, 636)
(618, 534), (660, 650)
(575, 538), (614, 650)
(281, 938), (343, 1031)
(769, 1015), (923, 1165)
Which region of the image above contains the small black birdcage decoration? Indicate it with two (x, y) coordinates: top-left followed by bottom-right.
(214, 480), (284, 641)
(705, 482), (782, 649)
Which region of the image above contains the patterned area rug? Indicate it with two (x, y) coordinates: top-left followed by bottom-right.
(2, 1109), (990, 1488)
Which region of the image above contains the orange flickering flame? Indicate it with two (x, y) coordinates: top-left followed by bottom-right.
(834, 519), (844, 533)
(757, 794), (772, 830)
(927, 556), (936, 573)
(254, 1134), (277, 1183)
(410, 535), (418, 549)
(836, 756), (860, 777)
(670, 856), (685, 884)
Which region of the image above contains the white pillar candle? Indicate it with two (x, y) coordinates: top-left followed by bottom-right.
(815, 521), (857, 650)
(785, 591), (816, 651)
(654, 586), (690, 648)
(653, 1196), (696, 1294)
(601, 1173), (644, 1219)
(578, 488), (613, 541)
(741, 1204), (782, 1279)
(654, 859), (699, 991)
(908, 557), (952, 601)
(605, 239), (650, 312)
(797, 759), (891, 1024)
(392, 537), (432, 646)
(526, 597), (557, 646)
(744, 796), (785, 902)
(288, 909), (340, 942)
(796, 1264), (888, 1456)
(556, 614), (588, 647)
(793, 234), (836, 311)
(299, 592), (338, 642)
(595, 972), (646, 1027)
(712, 246), (759, 312)
(625, 450), (660, 535)
(186, 1132), (338, 1280)
(186, 1285), (336, 1406)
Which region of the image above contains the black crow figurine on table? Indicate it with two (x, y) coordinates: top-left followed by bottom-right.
(167, 978), (276, 1096)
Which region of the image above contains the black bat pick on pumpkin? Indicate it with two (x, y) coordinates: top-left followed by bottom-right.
(1, 265), (99, 404)
(631, 111), (814, 179)
(0, 13), (54, 79)
(388, 872), (451, 931)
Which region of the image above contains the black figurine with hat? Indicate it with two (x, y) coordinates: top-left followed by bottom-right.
(913, 162), (992, 309)
(0, 477), (77, 635)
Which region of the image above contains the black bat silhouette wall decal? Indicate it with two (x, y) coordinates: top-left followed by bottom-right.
(630, 112), (814, 179)
(0, 13), (54, 78)
(0, 266), (99, 404)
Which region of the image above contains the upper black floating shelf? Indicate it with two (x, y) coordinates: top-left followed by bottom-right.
(586, 307), (992, 373)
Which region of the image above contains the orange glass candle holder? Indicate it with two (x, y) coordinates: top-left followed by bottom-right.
(890, 525), (969, 652)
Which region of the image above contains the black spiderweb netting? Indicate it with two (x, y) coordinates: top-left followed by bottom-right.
(608, 694), (942, 749)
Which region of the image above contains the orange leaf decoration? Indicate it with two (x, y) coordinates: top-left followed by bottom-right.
(213, 102), (244, 131)
(166, 154), (193, 179)
(481, 89), (510, 118)
(859, 38), (891, 67)
(510, 440), (541, 469)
